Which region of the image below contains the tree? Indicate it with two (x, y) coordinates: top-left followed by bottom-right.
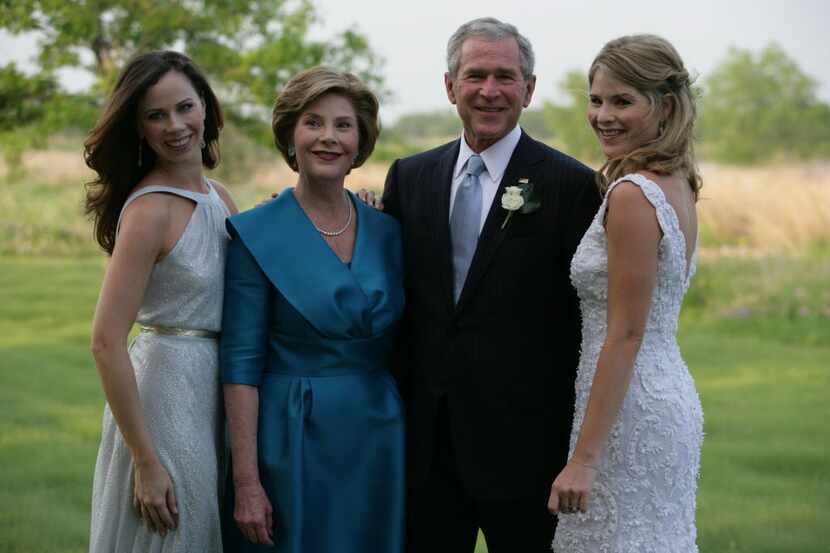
(518, 107), (555, 142)
(0, 0), (384, 159)
(0, 64), (53, 170)
(543, 70), (602, 163)
(700, 43), (830, 162)
(0, 61), (99, 172)
(392, 109), (461, 141)
(0, 63), (57, 132)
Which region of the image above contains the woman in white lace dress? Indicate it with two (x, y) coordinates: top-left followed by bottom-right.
(549, 35), (704, 552)
(85, 51), (237, 551)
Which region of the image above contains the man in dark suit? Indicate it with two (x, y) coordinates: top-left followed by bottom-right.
(380, 17), (601, 553)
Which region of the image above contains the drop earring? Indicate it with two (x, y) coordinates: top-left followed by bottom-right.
(287, 145), (295, 158)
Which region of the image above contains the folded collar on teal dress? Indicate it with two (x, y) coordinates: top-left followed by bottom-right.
(226, 188), (404, 339)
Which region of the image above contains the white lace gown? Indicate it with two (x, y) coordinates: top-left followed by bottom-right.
(89, 182), (229, 553)
(553, 174), (704, 553)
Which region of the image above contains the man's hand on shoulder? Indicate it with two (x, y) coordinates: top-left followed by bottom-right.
(253, 190), (278, 207)
(356, 188), (384, 211)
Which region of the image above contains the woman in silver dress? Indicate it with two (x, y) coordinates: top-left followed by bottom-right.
(85, 51), (237, 552)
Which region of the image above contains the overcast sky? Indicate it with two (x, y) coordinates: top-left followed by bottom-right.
(2, 0), (828, 122)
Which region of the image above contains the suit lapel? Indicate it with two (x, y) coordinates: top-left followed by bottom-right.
(456, 132), (545, 310)
(432, 140), (460, 313)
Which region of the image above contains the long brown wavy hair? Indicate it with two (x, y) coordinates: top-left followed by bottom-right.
(590, 35), (702, 200)
(84, 51), (223, 254)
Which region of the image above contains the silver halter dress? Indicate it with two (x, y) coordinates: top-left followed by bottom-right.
(89, 181), (229, 553)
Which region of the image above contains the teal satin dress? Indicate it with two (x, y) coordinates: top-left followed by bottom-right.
(220, 189), (405, 553)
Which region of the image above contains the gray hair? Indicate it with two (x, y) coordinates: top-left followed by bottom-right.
(446, 17), (535, 79)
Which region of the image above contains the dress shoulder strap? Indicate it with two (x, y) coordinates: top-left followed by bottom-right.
(116, 183), (209, 236)
(604, 172), (693, 280)
(605, 173), (668, 209)
(203, 178), (231, 216)
(603, 173), (677, 231)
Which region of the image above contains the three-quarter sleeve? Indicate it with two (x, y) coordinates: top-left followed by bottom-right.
(219, 234), (271, 386)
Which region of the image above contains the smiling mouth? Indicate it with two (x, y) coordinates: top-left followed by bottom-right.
(312, 151), (342, 161)
(165, 134), (193, 149)
(476, 106), (505, 113)
(597, 128), (624, 139)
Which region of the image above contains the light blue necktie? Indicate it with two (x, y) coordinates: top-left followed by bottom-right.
(450, 154), (485, 303)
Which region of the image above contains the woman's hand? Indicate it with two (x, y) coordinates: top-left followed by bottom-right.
(356, 188), (384, 211)
(234, 482), (275, 546)
(547, 459), (599, 515)
(133, 458), (178, 535)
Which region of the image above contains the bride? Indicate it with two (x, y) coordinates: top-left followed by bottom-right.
(550, 35), (704, 552)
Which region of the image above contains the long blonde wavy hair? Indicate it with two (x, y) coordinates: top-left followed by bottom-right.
(590, 35), (701, 200)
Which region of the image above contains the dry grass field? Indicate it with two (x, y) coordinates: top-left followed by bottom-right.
(2, 148), (829, 256)
(251, 159), (830, 257)
(697, 161), (830, 253)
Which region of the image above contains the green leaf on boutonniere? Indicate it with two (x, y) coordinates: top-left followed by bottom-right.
(500, 178), (542, 229)
(517, 178), (541, 214)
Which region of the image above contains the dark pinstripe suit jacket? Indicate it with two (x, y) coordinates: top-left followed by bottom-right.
(382, 130), (601, 500)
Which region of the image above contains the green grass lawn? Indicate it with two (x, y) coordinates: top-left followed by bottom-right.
(1, 255), (828, 553)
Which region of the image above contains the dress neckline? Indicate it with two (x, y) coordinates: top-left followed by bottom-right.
(287, 188), (359, 266)
(135, 177), (213, 198)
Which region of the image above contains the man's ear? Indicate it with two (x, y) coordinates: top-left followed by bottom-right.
(523, 75), (537, 108)
(444, 72), (457, 105)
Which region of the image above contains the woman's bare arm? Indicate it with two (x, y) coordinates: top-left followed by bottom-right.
(549, 181), (661, 514)
(90, 194), (179, 533)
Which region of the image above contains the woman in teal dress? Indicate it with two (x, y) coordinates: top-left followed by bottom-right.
(220, 67), (405, 552)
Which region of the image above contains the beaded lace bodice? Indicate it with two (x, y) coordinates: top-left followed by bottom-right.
(571, 173), (696, 352)
(553, 173), (703, 553)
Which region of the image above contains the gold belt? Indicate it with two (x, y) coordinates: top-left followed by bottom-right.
(139, 324), (220, 339)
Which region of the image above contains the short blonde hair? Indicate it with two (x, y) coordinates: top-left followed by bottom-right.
(590, 34), (702, 199)
(272, 66), (380, 171)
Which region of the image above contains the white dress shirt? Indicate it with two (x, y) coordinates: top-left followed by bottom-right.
(449, 125), (522, 233)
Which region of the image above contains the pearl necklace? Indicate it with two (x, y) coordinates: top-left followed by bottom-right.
(313, 191), (353, 237)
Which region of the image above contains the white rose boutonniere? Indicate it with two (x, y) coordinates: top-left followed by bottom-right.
(500, 178), (541, 229)
(500, 186), (525, 229)
(502, 186), (525, 210)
